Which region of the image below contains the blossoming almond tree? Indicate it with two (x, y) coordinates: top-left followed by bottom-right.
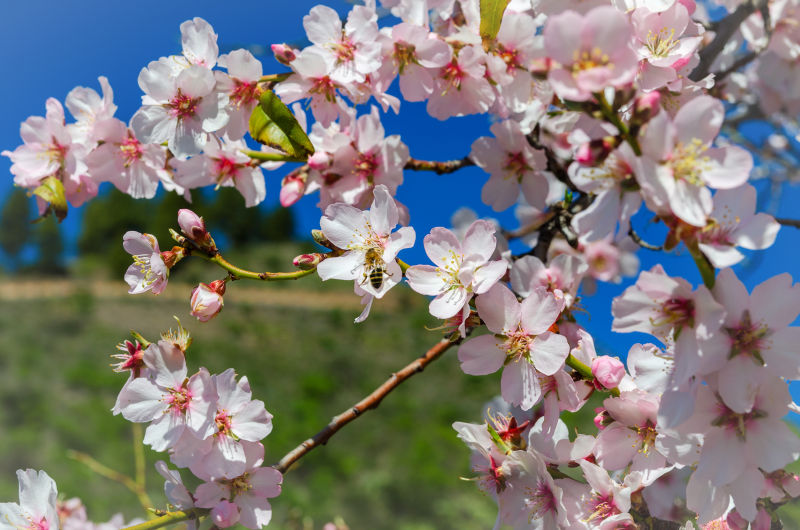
(6, 0), (800, 528)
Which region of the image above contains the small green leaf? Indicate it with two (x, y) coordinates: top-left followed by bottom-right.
(249, 91), (314, 159)
(479, 0), (511, 42)
(31, 176), (67, 222)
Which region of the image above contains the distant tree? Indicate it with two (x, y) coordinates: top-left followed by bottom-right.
(0, 188), (32, 270)
(261, 204), (295, 241)
(31, 217), (65, 275)
(207, 188), (264, 245)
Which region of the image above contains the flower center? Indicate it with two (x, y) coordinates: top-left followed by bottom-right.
(440, 60), (464, 93)
(214, 157), (240, 183)
(503, 329), (533, 363)
(725, 310), (770, 363)
(215, 410), (233, 437)
(572, 47), (611, 72)
(330, 38), (356, 63)
(353, 152), (378, 183)
(168, 90), (200, 119)
(496, 44), (521, 72)
(119, 136), (143, 167)
(671, 138), (711, 186)
(525, 480), (557, 520)
(230, 80), (261, 107)
(712, 400), (765, 441)
(393, 42), (417, 74)
(226, 473), (253, 498)
(585, 493), (620, 522)
(165, 383), (192, 414)
(504, 152), (530, 179)
(310, 76), (337, 102)
(645, 26), (679, 58)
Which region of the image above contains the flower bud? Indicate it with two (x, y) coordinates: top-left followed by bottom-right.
(190, 280), (226, 322)
(271, 43), (297, 65)
(593, 407), (607, 430)
(632, 91), (661, 125)
(160, 246), (186, 269)
(178, 209), (208, 240)
(312, 229), (337, 250)
(591, 355), (626, 389)
(293, 253), (325, 270)
(575, 137), (617, 166)
(280, 176), (306, 207)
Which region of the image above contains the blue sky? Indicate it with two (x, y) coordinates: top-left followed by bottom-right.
(3, 1), (800, 399)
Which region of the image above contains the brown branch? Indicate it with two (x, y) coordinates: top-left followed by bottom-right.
(404, 157), (474, 174)
(776, 217), (800, 229)
(274, 336), (460, 473)
(628, 227), (663, 251)
(690, 0), (762, 81)
(713, 1), (771, 81)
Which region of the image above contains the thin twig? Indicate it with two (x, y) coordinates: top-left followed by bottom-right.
(404, 157), (475, 174)
(776, 217), (800, 229)
(690, 0), (761, 81)
(274, 335), (461, 473)
(714, 1), (772, 81)
(628, 227), (663, 251)
(122, 509), (205, 530)
(67, 450), (153, 512)
(202, 253), (317, 282)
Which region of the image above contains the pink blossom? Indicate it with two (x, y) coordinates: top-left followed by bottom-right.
(497, 449), (569, 528)
(275, 48), (347, 128)
(544, 6), (639, 101)
(215, 49), (264, 140)
(559, 460), (640, 529)
(592, 356), (626, 389)
(177, 209), (208, 242)
(172, 137), (266, 207)
(317, 185), (415, 299)
(697, 184), (780, 268)
(116, 341), (216, 452)
(179, 18), (219, 69)
(123, 232), (169, 295)
(190, 281), (225, 322)
(303, 5), (382, 85)
(406, 220), (508, 332)
(2, 98), (90, 205)
(194, 443), (282, 530)
(86, 118), (169, 199)
(510, 254), (588, 308)
(64, 76), (117, 143)
(637, 95), (753, 227)
(183, 369), (272, 479)
(0, 470), (59, 530)
(709, 268), (800, 413)
(387, 23), (451, 102)
(427, 45), (495, 120)
(470, 119), (550, 211)
(131, 62), (228, 158)
(458, 284), (569, 410)
(485, 12), (542, 114)
(631, 2), (704, 91)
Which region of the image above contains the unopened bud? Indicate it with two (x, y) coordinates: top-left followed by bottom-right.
(271, 43), (297, 65)
(632, 91), (661, 125)
(312, 229), (337, 250)
(160, 246), (186, 269)
(280, 176), (306, 207)
(190, 281), (225, 322)
(575, 137), (617, 166)
(178, 209), (208, 241)
(591, 355), (626, 389)
(593, 407), (609, 430)
(293, 253), (325, 270)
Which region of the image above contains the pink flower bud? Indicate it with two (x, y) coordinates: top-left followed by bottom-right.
(160, 246), (186, 269)
(271, 43), (296, 65)
(210, 500), (240, 528)
(725, 511), (748, 530)
(632, 91), (662, 125)
(593, 407), (607, 430)
(178, 209), (208, 241)
(190, 281), (225, 322)
(591, 355), (625, 389)
(280, 178), (305, 207)
(575, 137), (616, 166)
(293, 253), (324, 270)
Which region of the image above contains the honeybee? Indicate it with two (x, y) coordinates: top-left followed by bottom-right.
(362, 248), (387, 290)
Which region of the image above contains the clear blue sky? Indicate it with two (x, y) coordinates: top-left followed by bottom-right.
(2, 1), (800, 400)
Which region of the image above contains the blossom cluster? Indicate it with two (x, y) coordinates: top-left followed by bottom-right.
(4, 0), (800, 528)
(112, 323), (281, 529)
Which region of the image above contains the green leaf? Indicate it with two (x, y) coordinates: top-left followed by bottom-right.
(31, 176), (67, 222)
(249, 90), (314, 159)
(479, 0), (511, 42)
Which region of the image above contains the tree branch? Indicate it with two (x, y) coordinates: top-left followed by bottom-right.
(776, 217), (800, 229)
(122, 509), (206, 530)
(404, 157), (475, 174)
(690, 0), (762, 81)
(274, 335), (461, 474)
(201, 253), (317, 281)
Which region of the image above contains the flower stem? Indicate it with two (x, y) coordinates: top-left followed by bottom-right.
(241, 149), (306, 163)
(596, 92), (642, 156)
(205, 254), (317, 281)
(122, 509), (206, 530)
